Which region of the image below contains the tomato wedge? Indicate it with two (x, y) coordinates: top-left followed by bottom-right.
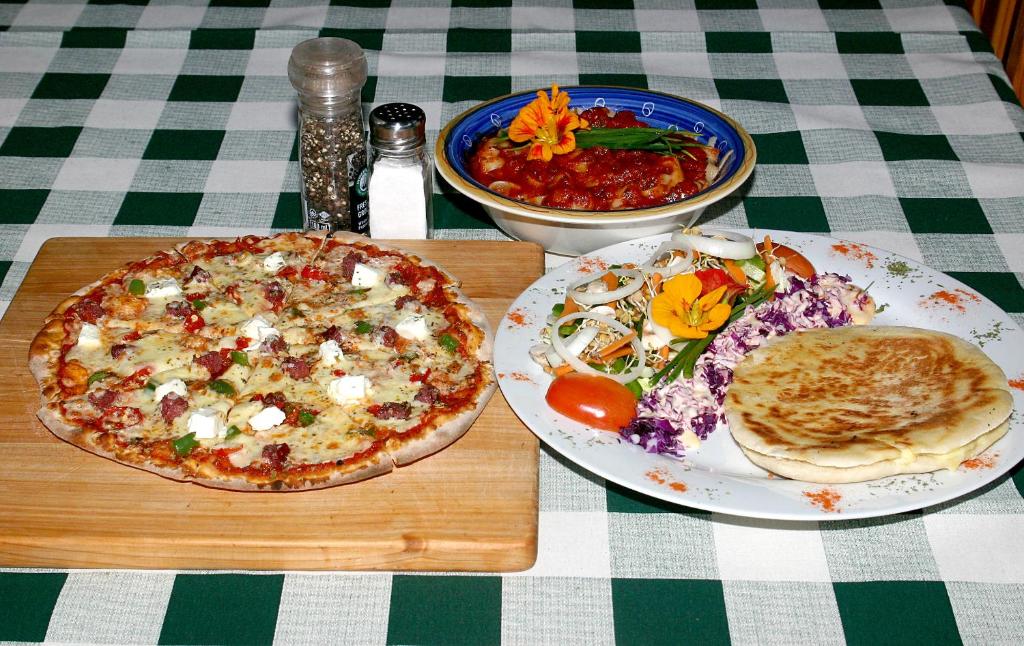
(757, 242), (816, 279)
(545, 373), (637, 432)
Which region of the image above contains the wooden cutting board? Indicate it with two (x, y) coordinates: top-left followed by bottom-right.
(0, 238), (541, 571)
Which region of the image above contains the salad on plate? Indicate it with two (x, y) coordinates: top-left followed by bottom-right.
(531, 227), (877, 459)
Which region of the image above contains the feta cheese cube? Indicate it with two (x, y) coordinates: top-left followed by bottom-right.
(77, 323), (102, 349)
(395, 314), (429, 341)
(144, 278), (182, 299)
(351, 263), (382, 288)
(328, 375), (370, 404)
(239, 315), (280, 351)
(153, 378), (187, 402)
(248, 405), (286, 431)
(263, 252), (286, 273)
(187, 407), (225, 439)
(318, 339), (344, 366)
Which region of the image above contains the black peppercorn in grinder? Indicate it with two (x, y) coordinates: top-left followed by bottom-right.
(288, 37), (369, 234)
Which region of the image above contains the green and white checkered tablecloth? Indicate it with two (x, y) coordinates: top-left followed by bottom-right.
(1, 1), (1023, 644)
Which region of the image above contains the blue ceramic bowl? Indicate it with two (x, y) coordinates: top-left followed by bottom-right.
(435, 86), (756, 255)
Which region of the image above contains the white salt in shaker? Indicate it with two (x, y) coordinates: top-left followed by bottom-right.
(367, 103), (432, 239)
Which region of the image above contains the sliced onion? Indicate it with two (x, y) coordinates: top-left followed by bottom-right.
(645, 300), (675, 346)
(550, 312), (646, 384)
(671, 228), (756, 260)
(639, 242), (696, 278)
(567, 268), (643, 306)
(544, 325), (599, 368)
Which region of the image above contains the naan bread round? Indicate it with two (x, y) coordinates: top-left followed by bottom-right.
(725, 326), (1013, 483)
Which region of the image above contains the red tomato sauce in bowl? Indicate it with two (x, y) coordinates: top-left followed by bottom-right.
(468, 107), (721, 211)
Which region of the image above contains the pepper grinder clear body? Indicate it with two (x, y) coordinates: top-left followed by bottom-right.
(367, 103), (433, 239)
(288, 37), (369, 233)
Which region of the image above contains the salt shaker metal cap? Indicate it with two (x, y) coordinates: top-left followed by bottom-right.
(369, 103), (426, 152)
(288, 37), (367, 99)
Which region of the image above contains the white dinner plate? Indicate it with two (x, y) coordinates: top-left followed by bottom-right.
(494, 230), (1024, 520)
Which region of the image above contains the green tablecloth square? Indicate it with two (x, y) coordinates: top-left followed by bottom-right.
(0, 188), (49, 223)
(0, 125), (81, 157)
(1013, 463), (1024, 497)
(706, 31), (772, 54)
(962, 30), (994, 53)
(986, 73), (1020, 105)
(0, 572), (67, 643)
(947, 272), (1024, 313)
(317, 27), (385, 52)
(577, 30), (642, 53)
(386, 575), (502, 646)
(31, 72), (109, 100)
(751, 131), (809, 165)
(116, 191), (204, 226)
(612, 579), (729, 646)
(88, 0), (150, 6)
(697, 0), (759, 10)
(744, 196), (830, 232)
(168, 74), (244, 103)
(61, 27), (128, 49)
(272, 191), (301, 229)
(331, 0), (392, 8)
(876, 132), (959, 162)
(211, 0), (271, 7)
(900, 197), (993, 235)
(833, 581), (962, 646)
(143, 129), (225, 161)
(442, 75), (511, 103)
(579, 72), (649, 88)
(454, 0), (513, 8)
(189, 28), (256, 51)
(715, 78), (789, 103)
(574, 0), (633, 9)
(447, 28), (510, 53)
(851, 78), (930, 107)
(836, 31), (904, 54)
(431, 192), (496, 230)
(819, 0), (883, 10)
(158, 573), (284, 646)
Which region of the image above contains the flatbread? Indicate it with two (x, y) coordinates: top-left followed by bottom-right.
(725, 326), (1013, 483)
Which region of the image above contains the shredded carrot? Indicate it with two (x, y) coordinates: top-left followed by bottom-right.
(600, 271), (619, 292)
(723, 259), (746, 286)
(652, 345), (670, 369)
(596, 331), (637, 359)
(562, 295), (580, 316)
(599, 346), (635, 363)
(762, 235), (773, 256)
(553, 363), (575, 377)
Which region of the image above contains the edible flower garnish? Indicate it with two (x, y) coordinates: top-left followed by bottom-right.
(508, 84), (588, 161)
(650, 273), (731, 339)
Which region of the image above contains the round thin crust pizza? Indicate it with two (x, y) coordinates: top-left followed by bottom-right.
(29, 231), (496, 491)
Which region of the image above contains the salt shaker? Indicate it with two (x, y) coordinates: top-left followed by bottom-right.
(288, 37), (369, 233)
(367, 103), (432, 239)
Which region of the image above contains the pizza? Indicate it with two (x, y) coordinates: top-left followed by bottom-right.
(29, 232), (496, 491)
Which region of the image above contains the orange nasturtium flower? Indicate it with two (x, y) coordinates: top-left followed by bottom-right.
(650, 273), (731, 339)
(508, 84), (589, 161)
